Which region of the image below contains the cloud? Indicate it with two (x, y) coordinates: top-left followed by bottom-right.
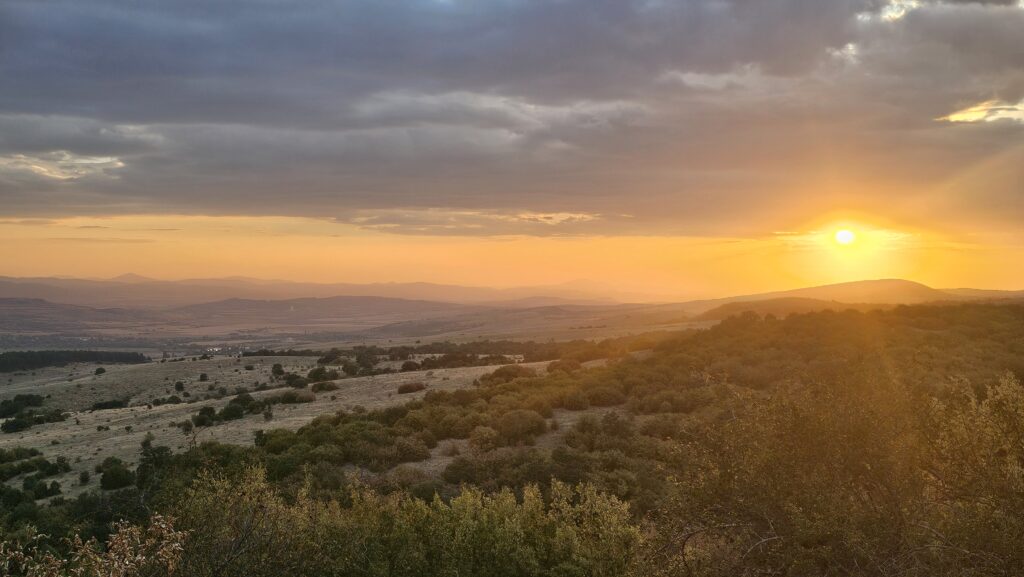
(941, 99), (1024, 122)
(44, 237), (154, 244)
(0, 219), (58, 226)
(335, 209), (604, 236)
(0, 151), (124, 180)
(0, 0), (1021, 235)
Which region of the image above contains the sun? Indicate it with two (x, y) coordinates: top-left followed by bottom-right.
(834, 229), (856, 245)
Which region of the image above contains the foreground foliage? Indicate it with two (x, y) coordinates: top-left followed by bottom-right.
(169, 467), (638, 577)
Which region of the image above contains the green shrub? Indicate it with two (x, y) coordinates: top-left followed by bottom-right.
(397, 382), (426, 394)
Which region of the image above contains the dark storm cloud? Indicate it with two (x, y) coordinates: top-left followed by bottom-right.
(0, 0), (1021, 235)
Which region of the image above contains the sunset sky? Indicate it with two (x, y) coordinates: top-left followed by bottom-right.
(1, 0), (1022, 299)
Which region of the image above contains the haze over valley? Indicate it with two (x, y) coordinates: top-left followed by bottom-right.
(3, 275), (1023, 353)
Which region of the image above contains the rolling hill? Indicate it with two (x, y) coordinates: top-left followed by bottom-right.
(0, 298), (161, 332)
(694, 297), (892, 321)
(673, 279), (973, 315)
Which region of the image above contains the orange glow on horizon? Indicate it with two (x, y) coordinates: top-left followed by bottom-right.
(0, 214), (1022, 300)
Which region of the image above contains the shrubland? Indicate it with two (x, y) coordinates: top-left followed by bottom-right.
(3, 303), (1024, 575)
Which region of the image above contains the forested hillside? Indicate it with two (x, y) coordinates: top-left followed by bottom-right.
(4, 303), (1024, 576)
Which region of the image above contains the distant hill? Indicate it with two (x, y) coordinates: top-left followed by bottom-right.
(0, 276), (628, 309)
(171, 296), (471, 322)
(0, 298), (161, 332)
(5, 275), (1019, 312)
(694, 297), (891, 321)
(3, 278), (1023, 348)
(675, 279), (967, 315)
(764, 279), (954, 304)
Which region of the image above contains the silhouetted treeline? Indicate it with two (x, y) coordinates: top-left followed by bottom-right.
(0, 350), (148, 372)
(244, 334), (672, 365)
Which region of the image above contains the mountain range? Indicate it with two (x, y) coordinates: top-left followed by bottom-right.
(0, 275), (630, 309)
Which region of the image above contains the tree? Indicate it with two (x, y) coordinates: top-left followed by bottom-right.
(219, 403), (245, 421)
(272, 363), (285, 377)
(307, 366), (339, 382)
(100, 461), (136, 490)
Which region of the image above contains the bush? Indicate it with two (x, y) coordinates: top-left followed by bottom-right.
(561, 390), (590, 411)
(268, 390), (315, 404)
(394, 437), (431, 462)
(99, 461), (135, 490)
(307, 366), (340, 382)
(480, 365), (537, 386)
(218, 403), (245, 421)
(547, 359), (582, 374)
(1, 417), (32, 433)
(192, 407), (216, 427)
(401, 360), (421, 372)
(469, 426), (501, 452)
(397, 382), (426, 394)
(586, 386), (626, 407)
(311, 381), (339, 392)
(496, 410), (547, 445)
(91, 399), (127, 411)
(94, 367), (106, 375)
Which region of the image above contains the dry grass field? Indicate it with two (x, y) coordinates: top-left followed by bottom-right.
(0, 356), (546, 497)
